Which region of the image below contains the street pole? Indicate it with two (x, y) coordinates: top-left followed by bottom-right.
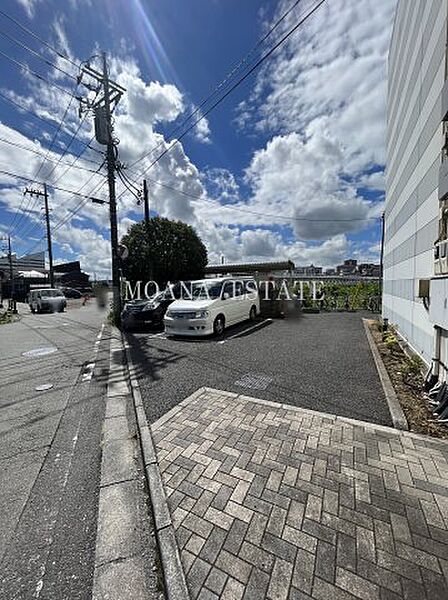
(24, 185), (54, 288)
(7, 235), (14, 297)
(102, 52), (121, 318)
(143, 179), (150, 226)
(43, 183), (54, 288)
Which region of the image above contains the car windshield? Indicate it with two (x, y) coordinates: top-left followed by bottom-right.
(39, 289), (63, 298)
(191, 281), (223, 300)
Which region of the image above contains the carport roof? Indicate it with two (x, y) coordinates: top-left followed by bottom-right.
(205, 260), (295, 275)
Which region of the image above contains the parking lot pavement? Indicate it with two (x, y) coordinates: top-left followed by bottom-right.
(128, 311), (392, 427)
(152, 387), (448, 600)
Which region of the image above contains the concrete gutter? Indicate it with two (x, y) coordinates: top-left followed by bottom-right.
(122, 333), (190, 600)
(363, 318), (409, 431)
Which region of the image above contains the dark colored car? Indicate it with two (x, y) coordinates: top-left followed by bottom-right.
(63, 288), (82, 299)
(121, 290), (177, 330)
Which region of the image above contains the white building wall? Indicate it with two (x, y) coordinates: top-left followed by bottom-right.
(384, 0), (447, 364)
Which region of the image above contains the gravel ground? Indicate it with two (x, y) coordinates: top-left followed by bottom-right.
(128, 311), (392, 426)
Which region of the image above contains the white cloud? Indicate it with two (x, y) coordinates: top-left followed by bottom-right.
(194, 115), (211, 144)
(203, 168), (239, 203)
(240, 0), (396, 177)
(15, 0), (41, 18)
(358, 171), (385, 191)
(245, 128), (374, 240)
(240, 229), (278, 258)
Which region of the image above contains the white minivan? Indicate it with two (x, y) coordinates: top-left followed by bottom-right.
(164, 277), (260, 337)
(28, 288), (67, 313)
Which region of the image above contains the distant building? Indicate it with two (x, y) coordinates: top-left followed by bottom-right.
(336, 259), (358, 276)
(294, 264), (323, 276)
(0, 251), (45, 276)
(53, 261), (90, 288)
(358, 263), (380, 277)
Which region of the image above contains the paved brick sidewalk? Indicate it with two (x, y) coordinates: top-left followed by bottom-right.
(151, 388), (448, 600)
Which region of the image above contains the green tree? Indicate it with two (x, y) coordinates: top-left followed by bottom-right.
(121, 217), (208, 286)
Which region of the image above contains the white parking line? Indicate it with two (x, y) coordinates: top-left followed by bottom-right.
(219, 319), (273, 343)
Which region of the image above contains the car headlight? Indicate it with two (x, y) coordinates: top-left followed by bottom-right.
(194, 310), (209, 319)
(144, 301), (160, 310)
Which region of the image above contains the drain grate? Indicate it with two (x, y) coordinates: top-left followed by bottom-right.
(234, 372), (273, 391)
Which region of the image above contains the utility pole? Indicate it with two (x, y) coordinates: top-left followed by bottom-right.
(24, 185), (54, 287)
(143, 179), (150, 226)
(0, 235), (14, 307)
(7, 235), (14, 293)
(43, 184), (54, 288)
(77, 52), (125, 319)
(102, 51), (120, 318)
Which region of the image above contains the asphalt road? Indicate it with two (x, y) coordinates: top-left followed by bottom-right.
(128, 311), (392, 427)
(0, 299), (110, 600)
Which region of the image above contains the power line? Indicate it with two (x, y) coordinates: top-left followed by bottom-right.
(0, 168), (108, 201)
(8, 84), (79, 235)
(0, 136), (100, 176)
(121, 0), (327, 193)
(0, 8), (81, 70)
(0, 47), (79, 98)
(0, 90), (104, 158)
(126, 175), (380, 224)
(18, 174), (107, 257)
(0, 27), (77, 80)
(14, 160), (106, 245)
(126, 0), (307, 173)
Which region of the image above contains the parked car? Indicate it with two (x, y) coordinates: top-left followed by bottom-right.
(28, 288), (67, 313)
(164, 277), (260, 337)
(121, 289), (178, 330)
(62, 287), (82, 299)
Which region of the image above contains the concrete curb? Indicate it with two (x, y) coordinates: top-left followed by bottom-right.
(92, 328), (152, 600)
(122, 334), (190, 600)
(362, 318), (409, 431)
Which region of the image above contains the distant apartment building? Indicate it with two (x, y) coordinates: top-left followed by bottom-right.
(294, 265), (323, 276)
(336, 259), (358, 276)
(383, 0), (447, 369)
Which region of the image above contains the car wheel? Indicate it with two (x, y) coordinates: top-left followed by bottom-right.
(213, 315), (225, 336)
(30, 306), (35, 313)
(249, 305), (257, 321)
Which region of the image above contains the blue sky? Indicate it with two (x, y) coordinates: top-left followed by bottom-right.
(0, 0), (396, 276)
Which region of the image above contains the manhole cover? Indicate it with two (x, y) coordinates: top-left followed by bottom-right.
(22, 346), (58, 358)
(35, 383), (54, 391)
(234, 373), (273, 391)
